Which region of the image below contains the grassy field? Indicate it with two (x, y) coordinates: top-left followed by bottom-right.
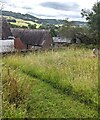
(2, 45), (98, 118)
(4, 16), (41, 28)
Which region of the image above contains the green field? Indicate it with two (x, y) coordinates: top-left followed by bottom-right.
(2, 45), (98, 118)
(4, 16), (41, 28)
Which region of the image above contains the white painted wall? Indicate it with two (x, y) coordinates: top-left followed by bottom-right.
(0, 40), (14, 53)
(53, 37), (71, 43)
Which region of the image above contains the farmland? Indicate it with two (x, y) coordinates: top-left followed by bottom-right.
(4, 16), (41, 28)
(2, 45), (98, 118)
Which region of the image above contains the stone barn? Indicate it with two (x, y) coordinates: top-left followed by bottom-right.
(11, 28), (53, 50)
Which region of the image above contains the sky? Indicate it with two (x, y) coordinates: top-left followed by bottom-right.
(0, 0), (98, 21)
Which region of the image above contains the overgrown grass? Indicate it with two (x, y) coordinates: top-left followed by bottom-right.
(2, 66), (34, 118)
(2, 45), (98, 118)
(2, 65), (98, 118)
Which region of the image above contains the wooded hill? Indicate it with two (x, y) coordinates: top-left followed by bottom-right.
(2, 10), (86, 26)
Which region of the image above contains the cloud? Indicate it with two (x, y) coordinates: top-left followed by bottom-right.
(0, 0), (12, 5)
(28, 11), (56, 18)
(0, 0), (8, 3)
(40, 2), (80, 11)
(0, 0), (18, 8)
(28, 9), (84, 21)
(22, 6), (32, 10)
(7, 3), (18, 8)
(1, 0), (95, 21)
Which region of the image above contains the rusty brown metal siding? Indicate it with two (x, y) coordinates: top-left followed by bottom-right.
(14, 38), (26, 50)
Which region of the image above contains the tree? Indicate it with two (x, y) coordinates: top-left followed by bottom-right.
(7, 19), (16, 23)
(59, 18), (94, 44)
(81, 1), (100, 44)
(21, 26), (28, 29)
(39, 24), (59, 37)
(59, 19), (73, 38)
(59, 19), (81, 38)
(48, 25), (59, 37)
(28, 24), (37, 29)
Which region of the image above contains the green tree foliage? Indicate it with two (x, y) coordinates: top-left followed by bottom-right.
(39, 24), (59, 37)
(60, 2), (100, 45)
(81, 1), (100, 44)
(49, 25), (59, 37)
(7, 19), (16, 23)
(59, 19), (82, 38)
(59, 19), (95, 44)
(28, 24), (37, 29)
(39, 24), (48, 29)
(59, 20), (74, 38)
(21, 26), (28, 29)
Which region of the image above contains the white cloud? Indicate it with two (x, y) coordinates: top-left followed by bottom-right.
(0, 0), (97, 21)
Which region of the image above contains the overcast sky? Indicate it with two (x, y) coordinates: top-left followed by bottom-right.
(0, 0), (98, 21)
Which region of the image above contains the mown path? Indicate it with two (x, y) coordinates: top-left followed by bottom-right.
(2, 66), (98, 118)
(2, 47), (98, 118)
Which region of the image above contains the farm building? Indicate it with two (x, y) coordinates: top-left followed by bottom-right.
(11, 28), (53, 50)
(53, 37), (71, 47)
(0, 17), (14, 53)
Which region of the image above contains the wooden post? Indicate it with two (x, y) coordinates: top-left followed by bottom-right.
(27, 44), (28, 49)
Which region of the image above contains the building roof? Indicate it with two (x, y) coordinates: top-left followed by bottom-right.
(11, 28), (52, 46)
(2, 17), (13, 39)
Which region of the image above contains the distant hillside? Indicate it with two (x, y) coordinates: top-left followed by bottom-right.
(2, 11), (39, 22)
(2, 10), (87, 26)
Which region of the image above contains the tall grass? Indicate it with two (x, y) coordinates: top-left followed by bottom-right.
(3, 46), (98, 109)
(2, 62), (98, 118)
(2, 66), (34, 118)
